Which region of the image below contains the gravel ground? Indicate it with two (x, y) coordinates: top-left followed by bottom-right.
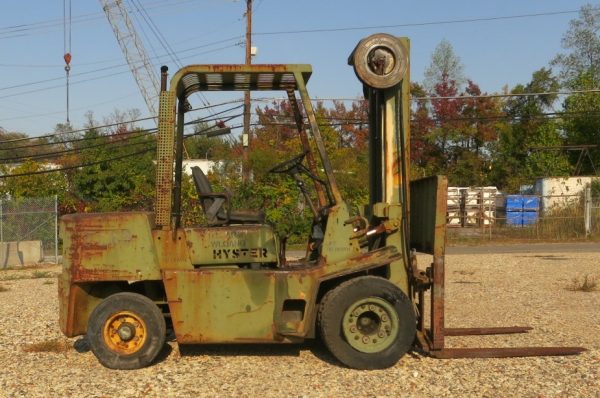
(0, 251), (598, 398)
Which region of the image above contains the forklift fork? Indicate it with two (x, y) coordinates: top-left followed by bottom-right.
(409, 176), (585, 359)
(415, 253), (585, 358)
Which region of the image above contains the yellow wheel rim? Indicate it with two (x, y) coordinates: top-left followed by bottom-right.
(102, 311), (147, 355)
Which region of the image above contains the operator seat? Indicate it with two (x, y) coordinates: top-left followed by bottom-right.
(191, 166), (265, 225)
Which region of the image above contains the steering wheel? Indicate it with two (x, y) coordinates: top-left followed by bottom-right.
(268, 151), (307, 174)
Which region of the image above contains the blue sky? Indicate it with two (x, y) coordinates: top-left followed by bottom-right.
(0, 0), (594, 136)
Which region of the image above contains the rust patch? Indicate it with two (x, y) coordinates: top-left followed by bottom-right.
(73, 267), (139, 282)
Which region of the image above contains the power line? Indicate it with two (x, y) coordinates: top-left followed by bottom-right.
(0, 36), (241, 69)
(0, 42), (239, 113)
(253, 8), (590, 36)
(0, 132), (156, 163)
(0, 121), (153, 150)
(0, 0), (204, 39)
(251, 109), (600, 125)
(0, 147), (154, 179)
(0, 6), (589, 95)
(0, 117), (239, 179)
(3, 88), (599, 138)
(244, 89), (600, 103)
(0, 91), (140, 122)
(0, 103), (243, 146)
(0, 36), (242, 93)
(4, 108), (600, 179)
(128, 0), (213, 110)
(0, 112), (242, 165)
(0, 115), (154, 143)
(412, 89), (600, 101)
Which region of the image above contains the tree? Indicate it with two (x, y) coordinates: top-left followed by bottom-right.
(490, 68), (570, 191)
(185, 120), (233, 160)
(69, 126), (156, 212)
(410, 82), (436, 178)
(562, 71), (600, 174)
(0, 129), (41, 161)
(423, 39), (466, 92)
(200, 100), (372, 242)
(0, 160), (67, 199)
(551, 4), (600, 85)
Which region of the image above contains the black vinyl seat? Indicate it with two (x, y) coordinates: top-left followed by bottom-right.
(191, 166), (265, 225)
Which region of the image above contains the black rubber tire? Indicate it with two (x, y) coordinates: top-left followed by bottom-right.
(351, 33), (408, 89)
(87, 292), (166, 370)
(318, 276), (416, 370)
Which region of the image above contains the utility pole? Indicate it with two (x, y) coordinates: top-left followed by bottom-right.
(242, 0), (252, 182)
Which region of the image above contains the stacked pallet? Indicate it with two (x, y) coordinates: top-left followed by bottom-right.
(446, 187), (498, 227)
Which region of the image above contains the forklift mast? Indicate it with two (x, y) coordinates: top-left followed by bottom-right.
(351, 36), (411, 207)
(350, 33), (584, 359)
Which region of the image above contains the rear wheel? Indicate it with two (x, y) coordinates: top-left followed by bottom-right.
(319, 276), (415, 369)
(87, 292), (166, 370)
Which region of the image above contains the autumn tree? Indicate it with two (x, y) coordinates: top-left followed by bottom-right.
(0, 160), (67, 199)
(490, 68), (570, 191)
(69, 121), (156, 212)
(562, 71), (600, 174)
(551, 4), (600, 86)
(410, 82), (436, 178)
(553, 4), (600, 173)
(424, 39), (466, 92)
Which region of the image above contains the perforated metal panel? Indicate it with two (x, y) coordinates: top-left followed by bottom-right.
(154, 91), (176, 228)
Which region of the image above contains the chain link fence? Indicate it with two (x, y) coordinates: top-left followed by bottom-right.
(591, 192), (600, 235)
(447, 188), (600, 241)
(0, 196), (58, 266)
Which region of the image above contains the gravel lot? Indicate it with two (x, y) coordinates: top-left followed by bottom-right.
(0, 251), (598, 398)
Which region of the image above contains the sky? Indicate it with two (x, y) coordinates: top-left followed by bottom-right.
(0, 0), (595, 136)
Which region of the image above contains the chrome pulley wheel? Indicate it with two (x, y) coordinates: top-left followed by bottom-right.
(349, 33), (408, 89)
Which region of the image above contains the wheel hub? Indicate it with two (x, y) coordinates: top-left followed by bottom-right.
(342, 297), (399, 353)
(103, 311), (147, 355)
(117, 322), (135, 341)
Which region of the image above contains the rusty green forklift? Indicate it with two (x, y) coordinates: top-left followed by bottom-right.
(58, 34), (584, 370)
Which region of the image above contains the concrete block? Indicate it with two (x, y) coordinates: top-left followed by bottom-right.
(0, 241), (44, 268)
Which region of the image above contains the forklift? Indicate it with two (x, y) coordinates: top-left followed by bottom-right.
(58, 34), (584, 370)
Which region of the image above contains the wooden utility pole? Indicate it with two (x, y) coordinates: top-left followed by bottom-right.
(242, 0), (252, 182)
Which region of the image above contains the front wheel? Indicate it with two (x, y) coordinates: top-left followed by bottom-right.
(87, 292), (166, 370)
(318, 276), (416, 369)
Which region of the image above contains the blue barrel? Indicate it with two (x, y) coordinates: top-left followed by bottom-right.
(506, 211), (523, 226)
(506, 195), (524, 210)
(522, 211), (539, 225)
(523, 196), (540, 211)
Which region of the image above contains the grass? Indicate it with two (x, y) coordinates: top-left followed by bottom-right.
(22, 339), (71, 353)
(567, 274), (598, 292)
(0, 274), (25, 281)
(453, 270), (476, 276)
(31, 270), (54, 279)
(42, 280), (55, 285)
(0, 270), (57, 281)
(0, 264), (56, 271)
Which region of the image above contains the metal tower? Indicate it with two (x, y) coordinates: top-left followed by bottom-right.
(100, 0), (160, 119)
